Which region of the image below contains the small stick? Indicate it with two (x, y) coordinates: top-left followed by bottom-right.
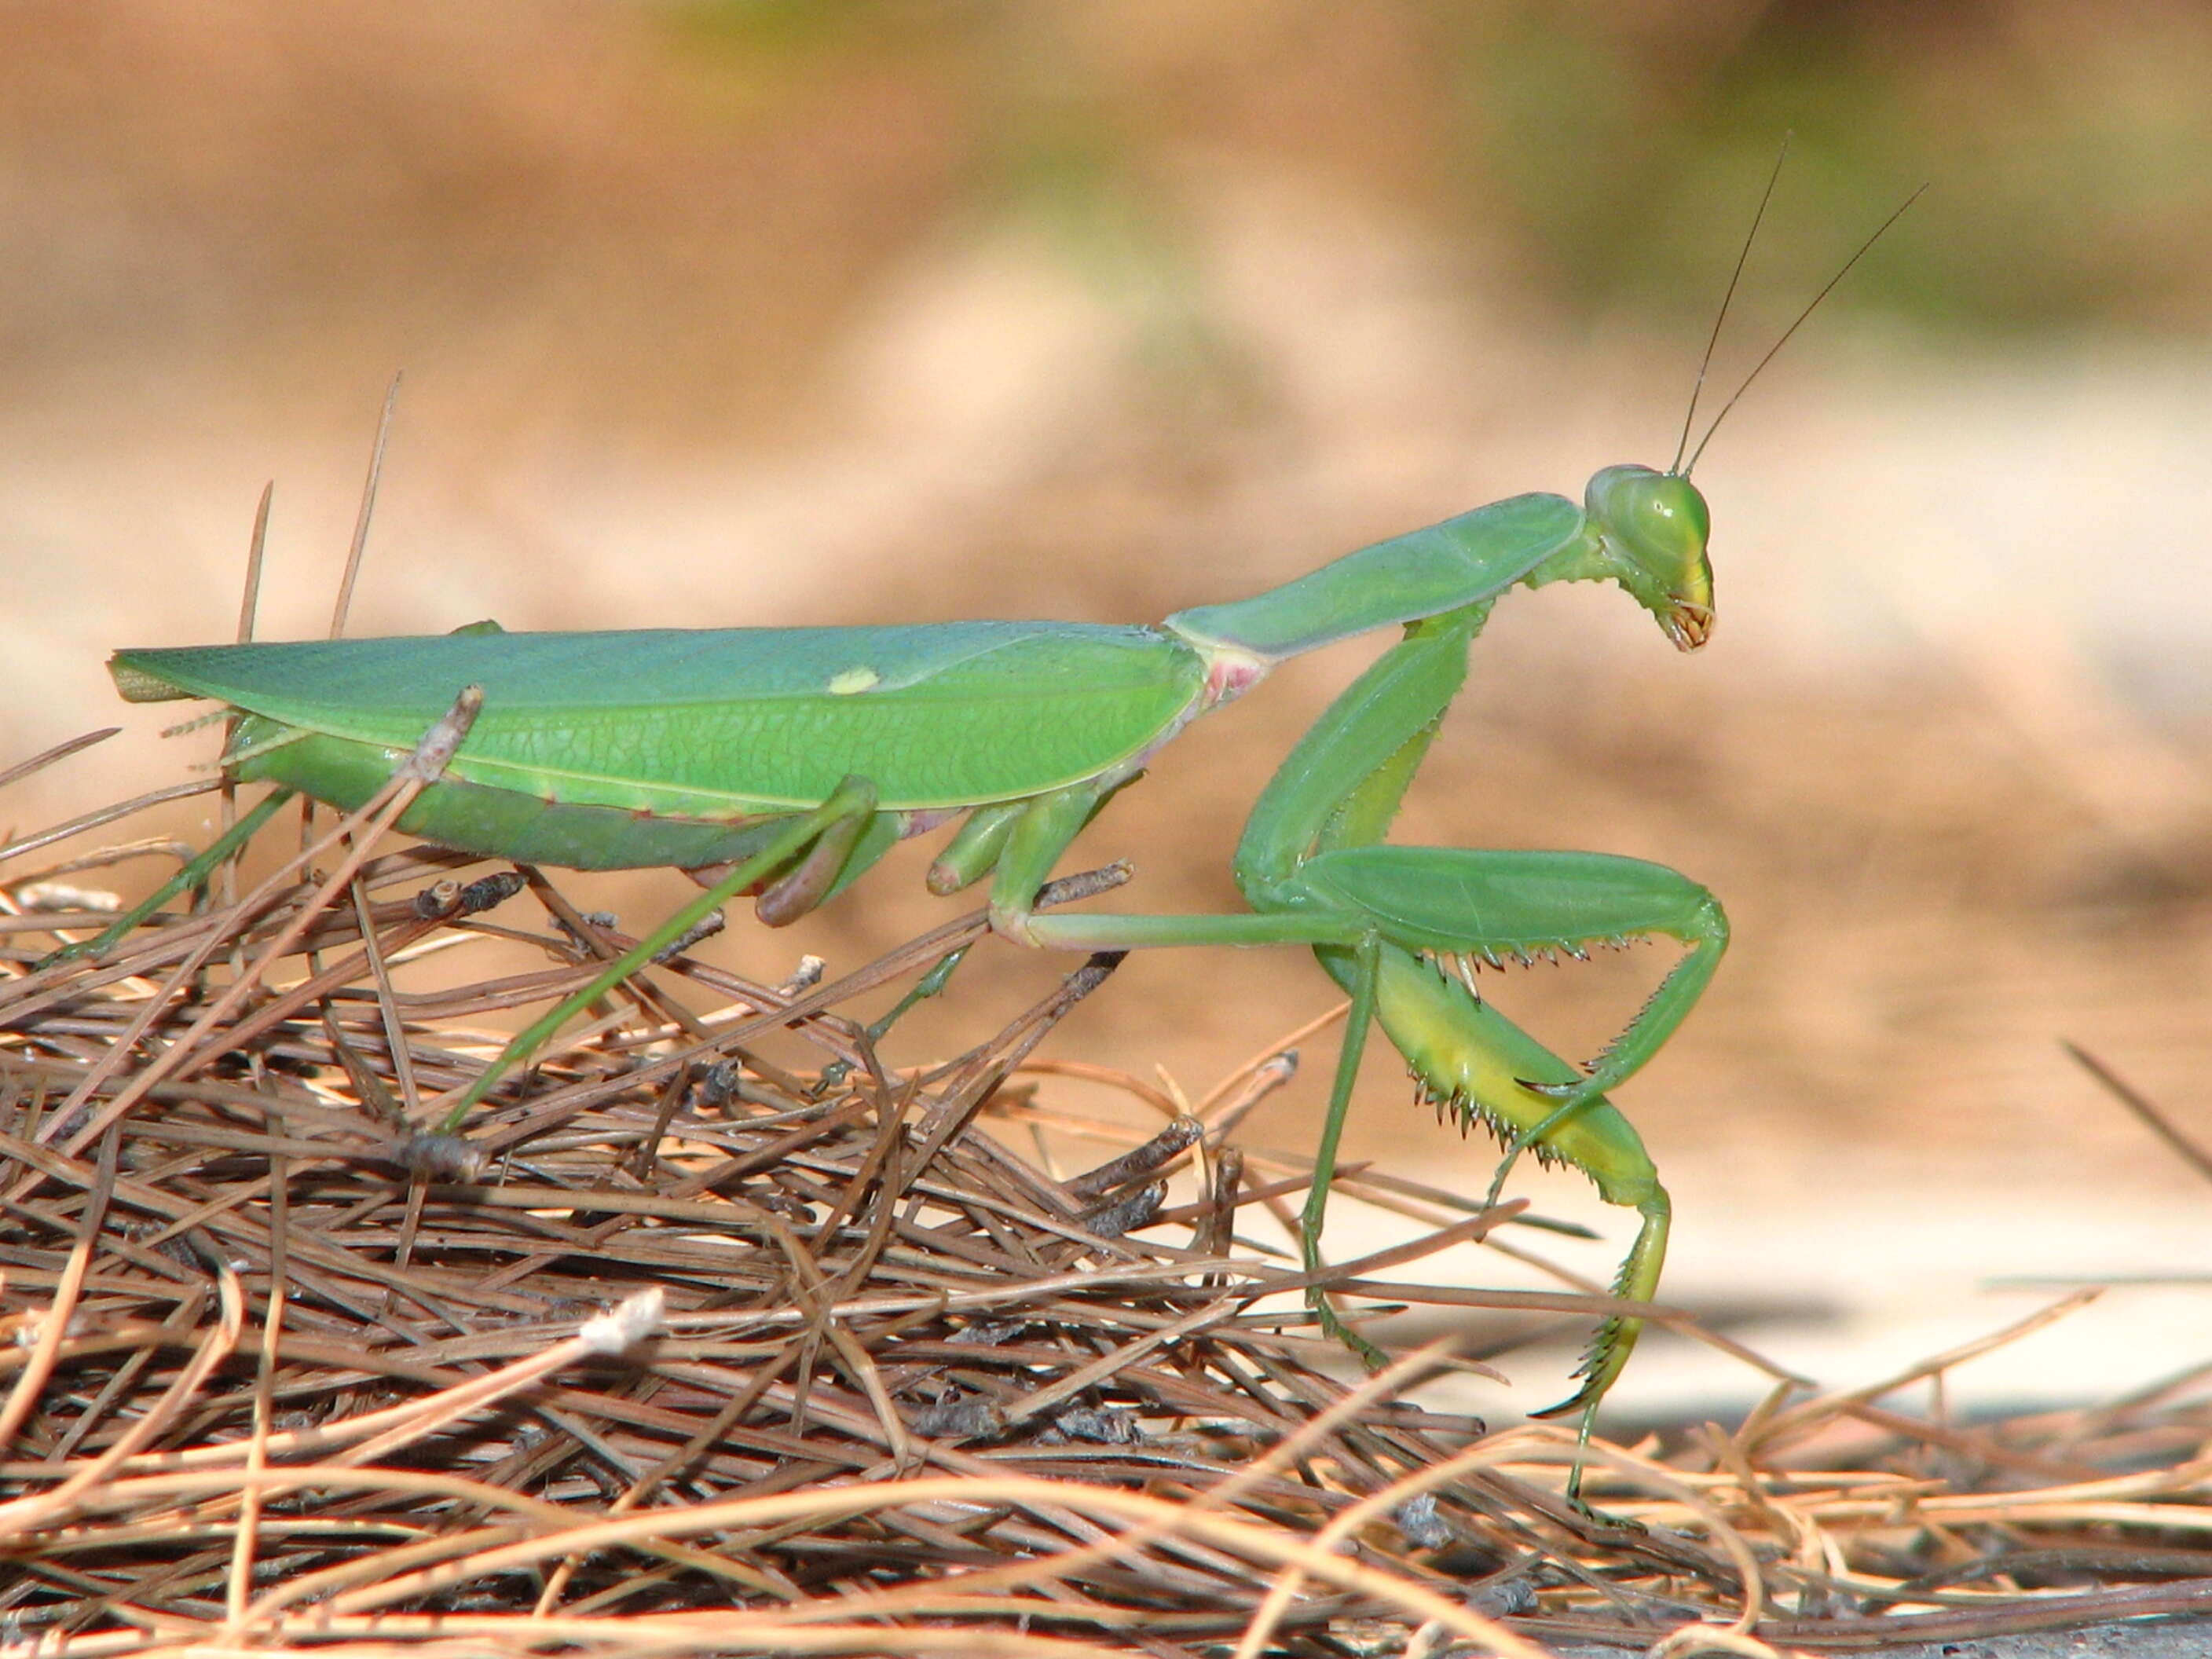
(2064, 1038), (2212, 1188)
(32, 687), (481, 1160)
(328, 374), (401, 640)
(0, 727), (120, 798)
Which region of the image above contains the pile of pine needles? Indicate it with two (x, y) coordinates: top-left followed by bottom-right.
(3, 738), (2212, 1659)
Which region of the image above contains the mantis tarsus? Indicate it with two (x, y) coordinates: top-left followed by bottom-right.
(105, 170), (1908, 1501)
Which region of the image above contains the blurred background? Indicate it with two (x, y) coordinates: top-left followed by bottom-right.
(6, 0), (2212, 1427)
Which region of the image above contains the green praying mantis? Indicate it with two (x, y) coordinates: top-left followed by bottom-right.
(106, 471), (1712, 1451)
(104, 169), (1909, 1496)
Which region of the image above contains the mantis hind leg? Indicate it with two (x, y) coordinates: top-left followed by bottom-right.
(442, 775), (882, 1127)
(683, 811), (903, 925)
(752, 808), (895, 925)
(797, 780), (1128, 1064)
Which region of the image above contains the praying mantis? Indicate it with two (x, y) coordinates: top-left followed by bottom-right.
(104, 168), (1908, 1496)
(106, 467), (1716, 1461)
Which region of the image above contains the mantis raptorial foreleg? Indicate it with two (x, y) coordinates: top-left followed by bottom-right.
(1268, 617), (1697, 1506)
(999, 601), (1721, 1504)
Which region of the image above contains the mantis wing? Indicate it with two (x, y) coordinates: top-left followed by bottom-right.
(111, 621), (1210, 816)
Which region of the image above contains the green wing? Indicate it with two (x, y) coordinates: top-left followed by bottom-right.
(111, 623), (1208, 815)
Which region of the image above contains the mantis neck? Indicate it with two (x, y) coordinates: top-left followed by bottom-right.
(1162, 490), (1584, 665)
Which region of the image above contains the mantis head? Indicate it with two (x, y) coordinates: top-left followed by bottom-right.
(1528, 464), (1715, 652)
(1534, 160), (1912, 661)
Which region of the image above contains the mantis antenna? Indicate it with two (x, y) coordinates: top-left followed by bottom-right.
(1684, 178), (1928, 475)
(1672, 134), (1793, 476)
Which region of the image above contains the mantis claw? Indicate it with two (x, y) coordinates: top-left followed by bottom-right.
(1521, 1075), (1587, 1100)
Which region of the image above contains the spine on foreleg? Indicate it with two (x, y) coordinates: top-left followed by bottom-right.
(1350, 944), (1672, 1413)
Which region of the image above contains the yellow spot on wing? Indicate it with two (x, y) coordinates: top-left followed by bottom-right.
(827, 667), (880, 695)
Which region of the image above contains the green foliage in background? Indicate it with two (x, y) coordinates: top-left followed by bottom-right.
(669, 0), (2212, 340)
(1445, 2), (2212, 336)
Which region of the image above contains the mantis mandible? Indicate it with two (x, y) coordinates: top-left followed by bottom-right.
(106, 168), (1909, 1496)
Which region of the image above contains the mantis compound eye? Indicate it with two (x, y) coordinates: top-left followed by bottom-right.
(1585, 464), (1716, 652)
